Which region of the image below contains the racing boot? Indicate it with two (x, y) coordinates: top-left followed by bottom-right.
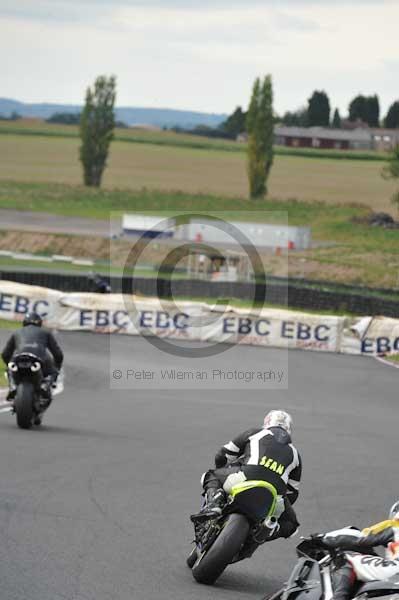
(33, 414), (43, 426)
(6, 372), (17, 401)
(190, 488), (226, 523)
(6, 387), (17, 402)
(205, 488), (226, 516)
(40, 376), (54, 407)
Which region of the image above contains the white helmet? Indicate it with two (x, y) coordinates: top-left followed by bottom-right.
(263, 410), (293, 435)
(389, 501), (399, 521)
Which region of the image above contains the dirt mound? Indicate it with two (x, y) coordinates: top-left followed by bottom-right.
(0, 231), (111, 259)
(352, 211), (399, 228)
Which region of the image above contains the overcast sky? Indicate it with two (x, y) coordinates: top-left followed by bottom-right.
(1, 0), (398, 116)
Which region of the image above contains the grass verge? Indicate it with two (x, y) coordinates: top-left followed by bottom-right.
(0, 180), (373, 222)
(0, 256), (99, 273)
(0, 183), (398, 288)
(385, 354), (399, 365)
(0, 318), (19, 388)
(0, 365), (6, 388)
(0, 318), (20, 330)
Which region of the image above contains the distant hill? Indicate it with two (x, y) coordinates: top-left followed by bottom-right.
(0, 98), (227, 130)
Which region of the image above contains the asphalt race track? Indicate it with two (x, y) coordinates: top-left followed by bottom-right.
(0, 209), (119, 237)
(0, 329), (397, 600)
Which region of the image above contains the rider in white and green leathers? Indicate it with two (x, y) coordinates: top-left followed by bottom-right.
(192, 410), (302, 554)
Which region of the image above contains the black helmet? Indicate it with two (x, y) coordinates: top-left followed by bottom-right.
(23, 312), (43, 327)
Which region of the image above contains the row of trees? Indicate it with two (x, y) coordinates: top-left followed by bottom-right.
(0, 111), (21, 122)
(282, 93), (399, 129)
(47, 111), (128, 128)
(221, 93), (399, 137)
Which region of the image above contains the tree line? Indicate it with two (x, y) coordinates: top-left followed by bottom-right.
(221, 93), (399, 139)
(46, 111), (128, 128)
(0, 111), (22, 121)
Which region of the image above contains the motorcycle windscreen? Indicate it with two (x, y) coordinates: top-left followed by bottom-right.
(231, 486), (276, 521)
(356, 581), (399, 595)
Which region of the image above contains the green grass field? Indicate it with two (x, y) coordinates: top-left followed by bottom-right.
(0, 119), (388, 160)
(0, 128), (396, 213)
(0, 180), (372, 220)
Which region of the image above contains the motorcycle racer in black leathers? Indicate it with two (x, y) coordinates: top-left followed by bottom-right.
(1, 312), (64, 401)
(192, 410), (302, 556)
(318, 501), (399, 600)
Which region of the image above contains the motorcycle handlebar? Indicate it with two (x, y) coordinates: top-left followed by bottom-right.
(297, 537), (346, 562)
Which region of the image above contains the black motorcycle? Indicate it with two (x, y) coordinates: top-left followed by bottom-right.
(187, 480), (280, 585)
(264, 534), (399, 600)
(8, 352), (49, 429)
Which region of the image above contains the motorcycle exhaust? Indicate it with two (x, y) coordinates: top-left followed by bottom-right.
(264, 516), (279, 533)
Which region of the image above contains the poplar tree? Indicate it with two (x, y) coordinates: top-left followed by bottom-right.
(246, 75), (274, 199)
(80, 75), (116, 187)
(382, 146), (399, 214)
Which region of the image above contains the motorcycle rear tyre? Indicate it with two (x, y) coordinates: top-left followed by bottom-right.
(15, 383), (34, 429)
(186, 546), (198, 568)
(192, 513), (250, 585)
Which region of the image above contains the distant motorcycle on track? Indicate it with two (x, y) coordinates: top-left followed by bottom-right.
(2, 352), (64, 429)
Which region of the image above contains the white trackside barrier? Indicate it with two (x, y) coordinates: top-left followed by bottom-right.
(0, 280), (398, 356)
